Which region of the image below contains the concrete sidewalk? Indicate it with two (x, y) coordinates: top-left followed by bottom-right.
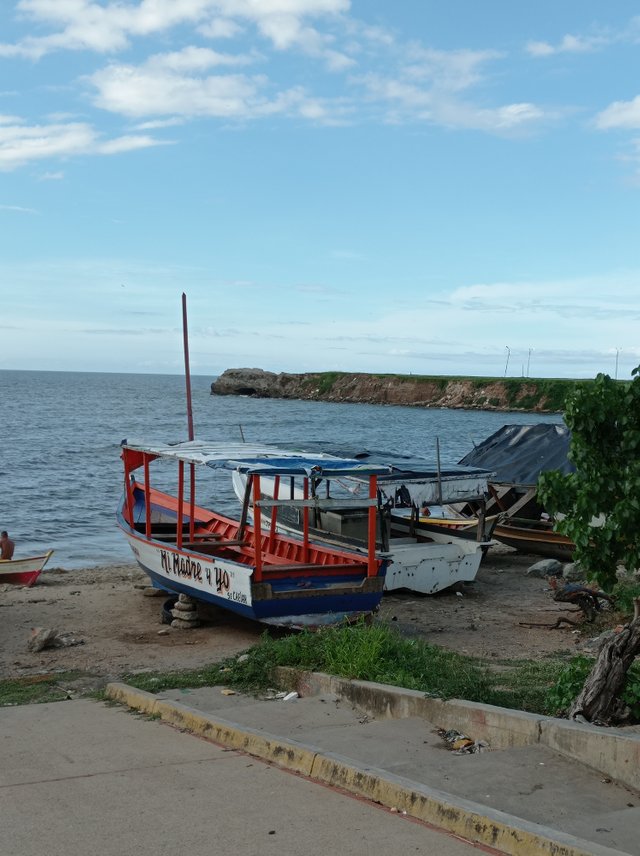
(106, 678), (640, 856)
(0, 699), (486, 856)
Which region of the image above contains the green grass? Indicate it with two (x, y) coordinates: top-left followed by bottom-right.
(0, 672), (88, 706)
(6, 623), (634, 719)
(120, 622), (579, 717)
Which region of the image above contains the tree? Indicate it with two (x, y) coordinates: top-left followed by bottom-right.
(538, 367), (640, 723)
(538, 367), (640, 591)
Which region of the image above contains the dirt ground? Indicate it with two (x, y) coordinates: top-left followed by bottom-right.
(0, 546), (596, 685)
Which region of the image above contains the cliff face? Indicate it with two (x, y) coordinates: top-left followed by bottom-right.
(211, 368), (570, 412)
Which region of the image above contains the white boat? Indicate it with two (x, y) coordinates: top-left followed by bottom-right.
(0, 551), (54, 586)
(231, 450), (494, 595)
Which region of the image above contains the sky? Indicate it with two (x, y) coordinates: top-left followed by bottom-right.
(1, 1), (639, 380)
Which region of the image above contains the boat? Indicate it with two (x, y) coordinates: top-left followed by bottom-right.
(455, 423), (578, 560)
(231, 448), (495, 595)
(0, 551), (54, 586)
(491, 517), (575, 561)
(117, 441), (390, 628)
(397, 508), (502, 545)
(458, 423), (575, 522)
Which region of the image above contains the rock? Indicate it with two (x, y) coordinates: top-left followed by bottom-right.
(178, 593), (196, 604)
(27, 628), (58, 652)
(142, 587), (164, 597)
(171, 617), (200, 630)
(157, 628), (170, 636)
(211, 368), (281, 397)
(55, 633), (84, 648)
(526, 559), (562, 578)
(563, 562), (585, 582)
(209, 369), (563, 412)
(173, 600), (198, 614)
(237, 653), (250, 664)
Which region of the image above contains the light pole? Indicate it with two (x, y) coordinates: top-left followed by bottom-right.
(615, 348), (621, 380)
(504, 346), (511, 378)
(527, 348), (532, 378)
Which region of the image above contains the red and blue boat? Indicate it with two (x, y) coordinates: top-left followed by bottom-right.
(117, 441), (390, 628)
(0, 551), (54, 587)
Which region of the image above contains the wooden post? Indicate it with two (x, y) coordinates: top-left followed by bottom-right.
(177, 460), (184, 549)
(144, 454), (151, 539)
(436, 437), (443, 506)
(268, 476), (280, 553)
(182, 293), (195, 442)
(238, 475), (252, 543)
(189, 464), (196, 542)
(253, 475), (263, 581)
(368, 475), (378, 577)
(303, 477), (310, 563)
(124, 459), (134, 526)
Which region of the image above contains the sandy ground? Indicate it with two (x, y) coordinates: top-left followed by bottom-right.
(0, 546), (597, 684)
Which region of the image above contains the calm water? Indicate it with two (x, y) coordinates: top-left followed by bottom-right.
(0, 370), (563, 568)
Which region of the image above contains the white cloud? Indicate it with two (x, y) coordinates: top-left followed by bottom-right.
(88, 49), (349, 122)
(89, 61), (266, 118)
(0, 118), (164, 170)
(526, 33), (608, 57)
(403, 47), (502, 93)
(595, 95), (640, 130)
(0, 204), (38, 213)
(2, 0), (350, 61)
(98, 134), (168, 154)
(197, 17), (242, 39)
(357, 72), (545, 132)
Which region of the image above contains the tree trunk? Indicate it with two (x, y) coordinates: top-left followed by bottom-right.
(569, 598), (640, 723)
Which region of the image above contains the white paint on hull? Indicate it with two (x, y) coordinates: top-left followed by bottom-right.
(123, 531), (253, 607)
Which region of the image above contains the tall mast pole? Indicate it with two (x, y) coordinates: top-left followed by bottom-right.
(182, 293), (196, 542)
(182, 292), (195, 441)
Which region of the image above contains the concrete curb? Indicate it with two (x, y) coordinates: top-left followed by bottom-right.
(105, 682), (627, 856)
(278, 669), (640, 792)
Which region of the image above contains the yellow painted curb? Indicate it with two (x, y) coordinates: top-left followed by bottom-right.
(105, 683), (625, 856)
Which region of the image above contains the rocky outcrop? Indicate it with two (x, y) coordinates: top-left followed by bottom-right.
(211, 368), (571, 412)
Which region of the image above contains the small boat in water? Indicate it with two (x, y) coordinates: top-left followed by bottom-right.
(117, 442), (390, 628)
(0, 551), (54, 586)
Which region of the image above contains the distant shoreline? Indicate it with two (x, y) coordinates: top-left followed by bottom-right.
(211, 368), (578, 413)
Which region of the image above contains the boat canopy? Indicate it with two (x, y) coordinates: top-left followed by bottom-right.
(257, 444), (494, 506)
(121, 441), (392, 478)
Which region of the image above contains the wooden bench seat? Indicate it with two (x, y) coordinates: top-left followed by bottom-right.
(183, 539), (248, 549)
(262, 562), (366, 573)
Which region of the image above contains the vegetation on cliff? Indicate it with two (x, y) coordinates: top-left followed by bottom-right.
(212, 368), (595, 412)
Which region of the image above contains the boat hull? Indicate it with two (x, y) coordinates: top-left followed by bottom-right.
(0, 551), (54, 586)
(118, 514), (385, 629)
(492, 521), (575, 562)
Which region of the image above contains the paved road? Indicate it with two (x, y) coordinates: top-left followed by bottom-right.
(1, 700), (487, 856)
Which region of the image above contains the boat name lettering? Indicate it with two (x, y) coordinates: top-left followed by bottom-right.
(160, 550), (203, 582)
(215, 567), (230, 594)
(227, 591), (248, 605)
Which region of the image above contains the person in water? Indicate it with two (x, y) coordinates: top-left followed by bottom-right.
(1, 531), (15, 560)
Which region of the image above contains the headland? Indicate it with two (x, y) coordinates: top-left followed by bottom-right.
(211, 368), (581, 412)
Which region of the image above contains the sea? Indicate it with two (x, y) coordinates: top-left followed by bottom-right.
(0, 370), (564, 568)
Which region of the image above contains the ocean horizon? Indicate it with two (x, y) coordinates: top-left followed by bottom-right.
(0, 369), (562, 568)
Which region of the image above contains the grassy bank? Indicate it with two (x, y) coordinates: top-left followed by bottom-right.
(120, 622), (577, 717)
(4, 623), (638, 719)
